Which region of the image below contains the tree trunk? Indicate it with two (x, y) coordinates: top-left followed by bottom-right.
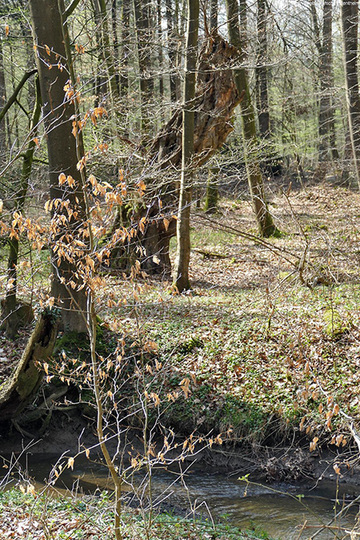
(0, 38), (6, 164)
(210, 0), (218, 30)
(318, 0), (338, 163)
(256, 0), (270, 138)
(173, 0), (199, 292)
(29, 0), (89, 333)
(157, 0), (165, 118)
(341, 0), (360, 189)
(97, 0), (120, 108)
(1, 76), (41, 338)
(133, 0), (155, 135)
(174, 0), (199, 293)
(225, 0), (276, 237)
(165, 0), (179, 104)
(0, 311), (58, 421)
(120, 0), (130, 102)
(204, 166), (219, 213)
(111, 0), (120, 95)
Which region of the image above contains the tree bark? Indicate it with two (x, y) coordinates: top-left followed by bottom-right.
(165, 0), (179, 104)
(210, 0), (218, 30)
(173, 0), (199, 292)
(1, 76), (41, 338)
(119, 0), (130, 100)
(313, 0), (338, 163)
(0, 38), (6, 163)
(256, 0), (270, 138)
(133, 0), (155, 135)
(29, 0), (89, 332)
(225, 0), (276, 237)
(341, 0), (360, 189)
(0, 311), (58, 421)
(157, 0), (165, 115)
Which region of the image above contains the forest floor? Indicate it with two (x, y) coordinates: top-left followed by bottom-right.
(1, 180), (360, 460)
(1, 179), (360, 538)
(99, 180), (360, 465)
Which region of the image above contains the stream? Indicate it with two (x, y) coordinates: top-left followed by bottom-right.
(3, 453), (360, 539)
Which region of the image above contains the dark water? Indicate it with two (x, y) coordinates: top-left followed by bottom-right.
(2, 453), (360, 539)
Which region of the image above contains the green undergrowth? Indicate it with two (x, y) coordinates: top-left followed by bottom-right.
(104, 272), (360, 448)
(0, 487), (271, 540)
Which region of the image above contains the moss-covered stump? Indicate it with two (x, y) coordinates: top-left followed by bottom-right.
(0, 310), (58, 421)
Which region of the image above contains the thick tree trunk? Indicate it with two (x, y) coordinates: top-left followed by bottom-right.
(0, 311), (58, 421)
(225, 0), (276, 237)
(173, 0), (199, 292)
(29, 0), (89, 333)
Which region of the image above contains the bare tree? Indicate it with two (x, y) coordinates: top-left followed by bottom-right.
(173, 0), (199, 292)
(341, 0), (360, 188)
(29, 0), (89, 332)
(225, 0), (277, 237)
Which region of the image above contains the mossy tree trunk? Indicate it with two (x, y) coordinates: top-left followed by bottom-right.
(0, 311), (58, 421)
(1, 76), (41, 338)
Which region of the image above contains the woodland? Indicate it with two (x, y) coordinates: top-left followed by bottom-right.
(0, 0), (360, 538)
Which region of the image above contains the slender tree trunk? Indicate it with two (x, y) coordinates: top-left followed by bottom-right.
(111, 0), (120, 95)
(318, 0), (338, 163)
(157, 0), (165, 118)
(120, 0), (130, 99)
(166, 0), (178, 104)
(0, 39), (6, 163)
(239, 0), (247, 58)
(1, 76), (41, 338)
(133, 0), (155, 135)
(91, 0), (107, 106)
(256, 0), (270, 138)
(29, 0), (89, 333)
(225, 0), (276, 237)
(204, 166), (219, 213)
(97, 0), (120, 108)
(206, 0), (219, 213)
(341, 0), (360, 189)
(210, 0), (218, 30)
(173, 0), (199, 292)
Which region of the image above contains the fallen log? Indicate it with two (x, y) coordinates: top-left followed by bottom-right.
(0, 310), (58, 421)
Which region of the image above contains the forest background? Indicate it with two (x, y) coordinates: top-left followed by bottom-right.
(0, 0), (360, 538)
